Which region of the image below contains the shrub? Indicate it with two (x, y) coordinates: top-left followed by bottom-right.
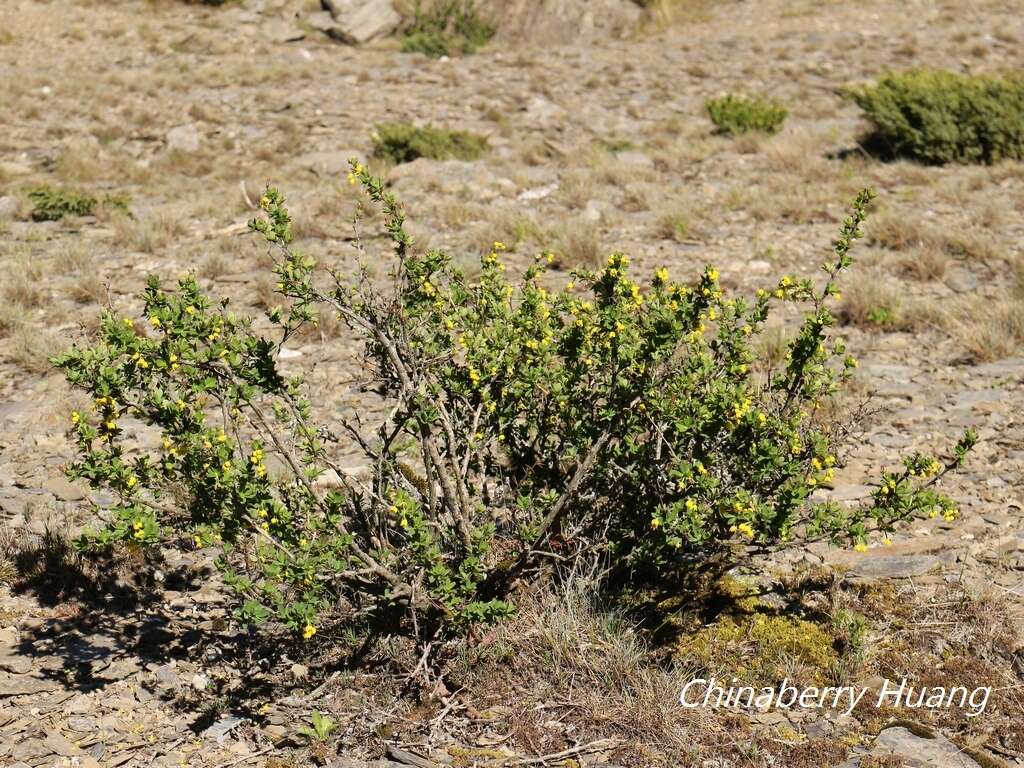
(27, 186), (96, 221)
(845, 69), (1024, 164)
(706, 94), (787, 136)
(372, 122), (488, 164)
(53, 166), (975, 645)
(400, 0), (494, 58)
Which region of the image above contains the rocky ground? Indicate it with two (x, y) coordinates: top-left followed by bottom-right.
(1, 0), (1023, 765)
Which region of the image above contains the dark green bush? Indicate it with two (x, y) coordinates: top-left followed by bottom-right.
(706, 94), (787, 136)
(845, 69), (1024, 164)
(372, 122), (488, 164)
(401, 0), (494, 58)
(27, 186), (97, 221)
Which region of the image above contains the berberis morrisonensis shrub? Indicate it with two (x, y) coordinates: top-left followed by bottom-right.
(53, 164), (975, 643)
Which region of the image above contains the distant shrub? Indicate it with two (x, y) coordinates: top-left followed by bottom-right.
(845, 70), (1024, 164)
(706, 94), (787, 136)
(27, 186), (96, 221)
(372, 122), (488, 164)
(401, 0), (494, 57)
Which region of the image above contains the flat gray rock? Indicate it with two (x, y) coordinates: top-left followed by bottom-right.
(0, 673), (58, 697)
(871, 726), (982, 767)
(42, 477), (85, 501)
(317, 0), (400, 44)
(848, 554), (943, 580)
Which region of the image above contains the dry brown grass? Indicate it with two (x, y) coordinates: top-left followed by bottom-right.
(5, 326), (62, 374)
(868, 209), (1004, 264)
(559, 168), (594, 210)
(2, 256), (45, 309)
(837, 271), (909, 330)
(111, 210), (188, 253)
(948, 294), (1024, 362)
(555, 218), (602, 269)
(895, 246), (950, 282)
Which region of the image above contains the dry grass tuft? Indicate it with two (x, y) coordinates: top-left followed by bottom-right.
(481, 575), (698, 757)
(2, 256), (45, 308)
(6, 326), (62, 374)
(948, 296), (1024, 362)
(837, 271), (910, 330)
(555, 218), (602, 269)
(896, 246), (950, 282)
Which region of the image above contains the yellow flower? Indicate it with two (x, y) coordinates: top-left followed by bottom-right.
(655, 266), (669, 283)
(302, 624), (317, 640)
(184, 306), (195, 315)
(707, 268), (719, 282)
(149, 316), (161, 328)
(650, 517), (661, 529)
(882, 536), (892, 547)
(854, 542), (868, 553)
(105, 420), (117, 431)
(126, 476), (137, 489)
(123, 318), (133, 327)
(70, 411), (81, 425)
(736, 522), (755, 539)
(685, 498), (698, 512)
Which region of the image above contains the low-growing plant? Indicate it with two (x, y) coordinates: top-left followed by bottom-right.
(372, 122), (488, 164)
(298, 711), (337, 741)
(706, 94), (787, 136)
(400, 0), (495, 58)
(53, 165), (975, 648)
(845, 69), (1024, 164)
(27, 185), (97, 221)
